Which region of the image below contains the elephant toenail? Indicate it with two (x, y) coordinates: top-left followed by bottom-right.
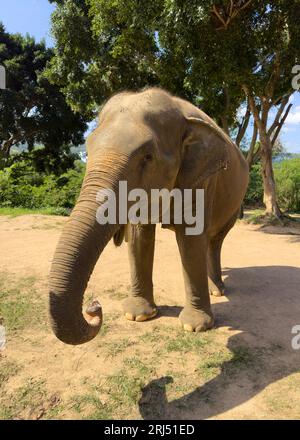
(135, 309), (157, 322)
(211, 290), (223, 297)
(125, 313), (135, 321)
(183, 324), (194, 332)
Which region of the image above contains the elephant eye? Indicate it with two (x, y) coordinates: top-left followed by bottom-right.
(144, 153), (153, 162)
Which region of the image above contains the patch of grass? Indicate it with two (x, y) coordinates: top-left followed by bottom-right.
(104, 287), (127, 301)
(198, 345), (255, 381)
(164, 330), (214, 354)
(72, 394), (113, 420)
(103, 338), (135, 357)
(0, 359), (21, 388)
(165, 372), (196, 397)
(95, 313), (120, 338)
(72, 371), (147, 419)
(0, 273), (44, 332)
(0, 301), (41, 331)
(244, 209), (294, 226)
(198, 349), (233, 380)
(0, 378), (46, 419)
(139, 326), (168, 344)
(0, 207), (70, 217)
(105, 373), (144, 407)
(123, 357), (154, 376)
(45, 404), (65, 420)
(264, 373), (300, 418)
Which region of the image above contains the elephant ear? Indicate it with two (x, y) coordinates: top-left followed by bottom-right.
(176, 116), (230, 189)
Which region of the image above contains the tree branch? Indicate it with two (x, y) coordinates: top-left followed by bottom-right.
(212, 5), (227, 29)
(242, 84), (265, 132)
(271, 103), (293, 147)
(212, 0), (253, 30)
(246, 122), (259, 166)
(265, 53), (281, 101)
(236, 100), (251, 147)
(267, 95), (291, 136)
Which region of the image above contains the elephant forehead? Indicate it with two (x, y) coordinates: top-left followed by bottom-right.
(100, 88), (181, 126)
(87, 118), (153, 157)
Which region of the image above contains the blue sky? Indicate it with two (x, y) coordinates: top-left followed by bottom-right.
(1, 0), (300, 152)
(1, 0), (55, 46)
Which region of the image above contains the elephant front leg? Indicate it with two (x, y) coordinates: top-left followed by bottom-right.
(123, 224), (157, 322)
(175, 225), (214, 332)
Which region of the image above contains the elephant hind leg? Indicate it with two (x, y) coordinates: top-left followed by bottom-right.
(208, 236), (225, 297)
(208, 210), (239, 297)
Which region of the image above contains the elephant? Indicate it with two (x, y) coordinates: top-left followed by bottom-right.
(49, 87), (249, 345)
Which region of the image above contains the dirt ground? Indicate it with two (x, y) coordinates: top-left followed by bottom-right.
(0, 213), (300, 420)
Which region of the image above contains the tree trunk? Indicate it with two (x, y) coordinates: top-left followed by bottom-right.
(260, 134), (282, 217)
(0, 137), (14, 159)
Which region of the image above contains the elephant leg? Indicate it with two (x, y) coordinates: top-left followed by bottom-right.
(207, 235), (225, 297)
(175, 224), (214, 332)
(208, 210), (239, 297)
(123, 224), (157, 322)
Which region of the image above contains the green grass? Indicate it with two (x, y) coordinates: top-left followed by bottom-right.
(72, 371), (147, 419)
(123, 357), (154, 376)
(72, 394), (113, 420)
(103, 338), (135, 358)
(0, 378), (46, 419)
(0, 273), (44, 332)
(105, 373), (144, 407)
(0, 207), (70, 217)
(0, 360), (21, 389)
(164, 329), (215, 354)
(244, 209), (299, 226)
(198, 345), (255, 381)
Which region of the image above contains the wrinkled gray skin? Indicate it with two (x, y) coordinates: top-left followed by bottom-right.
(49, 88), (249, 345)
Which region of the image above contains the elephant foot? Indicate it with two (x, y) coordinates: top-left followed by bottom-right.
(122, 297), (158, 322)
(179, 307), (214, 332)
(209, 279), (225, 297)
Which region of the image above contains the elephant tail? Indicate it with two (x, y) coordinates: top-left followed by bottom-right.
(113, 225), (126, 246)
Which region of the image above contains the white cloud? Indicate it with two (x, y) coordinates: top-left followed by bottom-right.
(282, 126), (297, 133)
(283, 141), (300, 154)
(286, 106), (300, 125)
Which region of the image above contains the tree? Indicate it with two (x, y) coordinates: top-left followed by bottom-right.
(159, 1), (299, 216)
(48, 1), (300, 214)
(47, 0), (162, 118)
(47, 0), (246, 124)
(0, 23), (87, 172)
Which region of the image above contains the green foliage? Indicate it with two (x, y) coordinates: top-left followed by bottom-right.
(244, 164), (264, 207)
(244, 159), (300, 212)
(0, 23), (88, 168)
(0, 159), (85, 210)
(275, 158), (300, 212)
(48, 1), (300, 128)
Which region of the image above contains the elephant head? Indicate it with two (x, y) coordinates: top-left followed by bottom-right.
(49, 88), (230, 345)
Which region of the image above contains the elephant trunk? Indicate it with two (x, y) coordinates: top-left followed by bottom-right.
(49, 152), (127, 345)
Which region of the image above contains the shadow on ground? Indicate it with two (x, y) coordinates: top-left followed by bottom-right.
(138, 266), (300, 419)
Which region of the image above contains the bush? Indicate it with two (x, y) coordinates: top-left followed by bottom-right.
(1, 155), (299, 214)
(0, 160), (85, 210)
(243, 158), (300, 212)
(244, 164), (264, 207)
(274, 158), (300, 212)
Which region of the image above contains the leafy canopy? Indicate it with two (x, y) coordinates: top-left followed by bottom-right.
(0, 23), (87, 172)
(48, 1), (300, 128)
